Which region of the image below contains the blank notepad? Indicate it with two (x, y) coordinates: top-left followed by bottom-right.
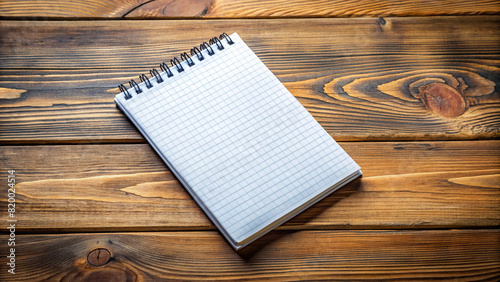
(115, 32), (361, 249)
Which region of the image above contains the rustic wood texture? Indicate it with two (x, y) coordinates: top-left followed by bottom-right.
(0, 230), (498, 281)
(1, 3), (499, 279)
(1, 17), (499, 143)
(1, 141), (498, 232)
(0, 0), (499, 18)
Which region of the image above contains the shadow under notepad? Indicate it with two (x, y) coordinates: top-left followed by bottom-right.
(237, 176), (363, 259)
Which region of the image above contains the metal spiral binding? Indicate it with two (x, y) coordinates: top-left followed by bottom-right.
(191, 47), (204, 61)
(160, 62), (174, 78)
(150, 68), (163, 83)
(129, 80), (142, 94)
(180, 52), (195, 67)
(140, 74), (152, 89)
(170, 57), (184, 73)
(209, 37), (224, 50)
(118, 32), (234, 100)
(118, 84), (132, 99)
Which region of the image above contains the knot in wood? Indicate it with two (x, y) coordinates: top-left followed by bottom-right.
(417, 82), (467, 118)
(87, 248), (111, 266)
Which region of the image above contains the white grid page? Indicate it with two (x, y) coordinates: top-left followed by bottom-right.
(115, 33), (360, 244)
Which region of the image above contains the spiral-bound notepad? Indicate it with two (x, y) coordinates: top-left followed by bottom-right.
(115, 32), (361, 250)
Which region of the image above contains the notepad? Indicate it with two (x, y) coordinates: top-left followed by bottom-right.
(114, 32), (361, 249)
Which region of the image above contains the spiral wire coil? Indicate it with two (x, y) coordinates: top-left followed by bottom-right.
(118, 32), (234, 100)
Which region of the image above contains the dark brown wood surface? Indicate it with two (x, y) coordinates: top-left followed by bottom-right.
(1, 141), (499, 233)
(1, 17), (499, 144)
(0, 0), (499, 18)
(0, 2), (499, 281)
(5, 230), (500, 280)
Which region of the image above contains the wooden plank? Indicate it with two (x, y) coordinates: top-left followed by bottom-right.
(2, 18), (499, 69)
(0, 0), (499, 18)
(0, 17), (499, 143)
(0, 230), (498, 280)
(1, 141), (498, 232)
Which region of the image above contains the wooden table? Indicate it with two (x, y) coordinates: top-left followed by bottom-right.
(1, 1), (499, 280)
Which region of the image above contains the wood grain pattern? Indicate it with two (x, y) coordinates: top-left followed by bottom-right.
(0, 17), (499, 143)
(0, 0), (499, 18)
(0, 230), (498, 280)
(2, 1), (498, 279)
(1, 141), (498, 232)
(3, 18), (499, 69)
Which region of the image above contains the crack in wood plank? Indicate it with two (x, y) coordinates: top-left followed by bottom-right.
(14, 172), (187, 202)
(448, 174), (500, 189)
(122, 0), (158, 18)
